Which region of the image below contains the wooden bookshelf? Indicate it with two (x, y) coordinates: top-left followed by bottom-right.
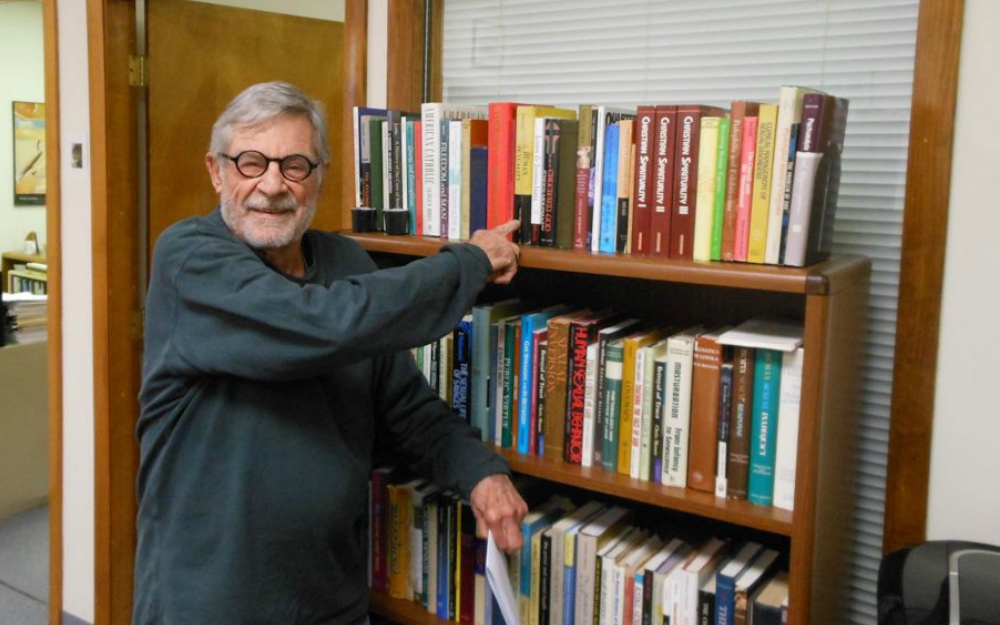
(1, 251), (45, 294)
(352, 232), (870, 625)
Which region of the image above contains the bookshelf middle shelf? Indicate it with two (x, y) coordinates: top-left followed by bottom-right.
(492, 445), (793, 537)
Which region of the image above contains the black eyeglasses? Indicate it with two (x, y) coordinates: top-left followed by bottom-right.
(219, 150), (321, 182)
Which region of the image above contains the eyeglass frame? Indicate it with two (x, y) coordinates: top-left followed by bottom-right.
(218, 150), (322, 183)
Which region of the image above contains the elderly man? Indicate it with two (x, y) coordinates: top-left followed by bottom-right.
(135, 81), (527, 625)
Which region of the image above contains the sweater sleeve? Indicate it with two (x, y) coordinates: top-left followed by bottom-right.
(372, 349), (509, 499)
(149, 220), (493, 381)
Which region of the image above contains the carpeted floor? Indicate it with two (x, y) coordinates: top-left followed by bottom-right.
(0, 505), (47, 625)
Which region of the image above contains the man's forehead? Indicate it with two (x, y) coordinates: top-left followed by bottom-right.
(227, 115), (314, 149)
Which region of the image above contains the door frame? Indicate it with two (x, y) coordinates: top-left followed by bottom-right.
(41, 0), (63, 622)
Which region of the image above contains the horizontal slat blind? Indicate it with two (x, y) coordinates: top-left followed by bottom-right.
(442, 1), (918, 622)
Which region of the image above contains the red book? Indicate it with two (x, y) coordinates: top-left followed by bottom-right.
(564, 317), (599, 464)
(630, 106), (657, 255)
(670, 104), (727, 259)
(649, 105), (677, 257)
(414, 120), (424, 236)
(487, 102), (522, 231)
(721, 101), (760, 261)
(734, 116), (759, 262)
(370, 466), (393, 591)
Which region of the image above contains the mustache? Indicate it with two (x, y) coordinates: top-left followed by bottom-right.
(245, 197), (298, 212)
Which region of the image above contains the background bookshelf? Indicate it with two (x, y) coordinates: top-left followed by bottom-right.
(1, 251), (46, 294)
(348, 232), (869, 625)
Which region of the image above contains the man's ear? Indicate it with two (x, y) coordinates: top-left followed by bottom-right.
(206, 152), (224, 193)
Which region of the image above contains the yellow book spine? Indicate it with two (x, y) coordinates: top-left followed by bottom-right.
(387, 485), (410, 599)
(747, 104), (778, 263)
(693, 117), (721, 261)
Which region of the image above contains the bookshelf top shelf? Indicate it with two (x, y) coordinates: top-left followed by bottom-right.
(342, 232), (869, 296)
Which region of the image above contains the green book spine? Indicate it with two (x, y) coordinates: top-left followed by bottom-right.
(601, 340), (625, 472)
(369, 118), (385, 218)
(710, 118), (731, 260)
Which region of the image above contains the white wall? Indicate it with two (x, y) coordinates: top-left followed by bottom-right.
(927, 0), (1000, 545)
(0, 1), (47, 256)
(57, 0), (95, 619)
(186, 0), (343, 22)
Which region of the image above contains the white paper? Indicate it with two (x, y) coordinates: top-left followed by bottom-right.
(485, 531), (522, 625)
(717, 317), (804, 352)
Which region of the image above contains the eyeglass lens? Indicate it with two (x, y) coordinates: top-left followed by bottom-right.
(233, 151), (315, 182)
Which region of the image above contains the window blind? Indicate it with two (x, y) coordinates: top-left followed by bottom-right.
(442, 1), (918, 622)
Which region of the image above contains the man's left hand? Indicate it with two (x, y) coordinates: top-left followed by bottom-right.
(469, 474), (528, 552)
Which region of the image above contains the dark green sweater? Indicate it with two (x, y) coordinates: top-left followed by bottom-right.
(135, 208), (508, 625)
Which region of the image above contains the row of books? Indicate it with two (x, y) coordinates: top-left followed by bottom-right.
(414, 303), (804, 511)
(369, 482), (790, 625)
(351, 87), (848, 267)
(7, 261), (48, 295)
(1, 291), (47, 346)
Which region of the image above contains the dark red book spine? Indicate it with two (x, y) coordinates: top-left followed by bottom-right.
(631, 106), (656, 255)
(649, 106), (677, 257)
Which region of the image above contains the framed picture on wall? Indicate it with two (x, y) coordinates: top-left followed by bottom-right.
(12, 101), (46, 206)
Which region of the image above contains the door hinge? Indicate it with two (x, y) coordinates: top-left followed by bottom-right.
(129, 55), (148, 87)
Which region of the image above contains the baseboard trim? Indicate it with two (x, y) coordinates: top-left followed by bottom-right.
(62, 611), (91, 625)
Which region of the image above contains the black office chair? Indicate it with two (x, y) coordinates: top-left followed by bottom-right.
(878, 540), (1000, 625)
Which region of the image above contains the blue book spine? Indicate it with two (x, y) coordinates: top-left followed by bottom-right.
(471, 146), (489, 234)
(562, 554), (577, 625)
(517, 311), (554, 453)
(598, 124), (620, 254)
(406, 119), (418, 233)
(452, 318), (473, 422)
(714, 572), (736, 625)
(437, 498), (451, 619)
(488, 321), (501, 443)
(747, 349), (783, 506)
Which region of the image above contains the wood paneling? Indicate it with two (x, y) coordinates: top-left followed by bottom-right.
(146, 0), (345, 251)
(343, 0), (367, 227)
(387, 0), (425, 112)
(884, 0), (965, 555)
(41, 0), (61, 620)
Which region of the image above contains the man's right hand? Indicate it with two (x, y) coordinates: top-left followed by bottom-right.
(470, 220), (521, 285)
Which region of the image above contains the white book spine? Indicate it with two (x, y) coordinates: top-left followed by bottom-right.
(381, 121), (391, 214)
(765, 87), (813, 264)
(401, 118), (410, 217)
(574, 534), (596, 625)
(662, 336), (696, 487)
(449, 120), (464, 239)
(421, 104), (442, 236)
(782, 151), (822, 266)
(353, 106), (363, 206)
(630, 347), (647, 479)
(582, 341), (599, 468)
(692, 118), (719, 261)
(631, 572), (645, 625)
(773, 347), (804, 511)
(495, 323), (507, 444)
(550, 528), (567, 625)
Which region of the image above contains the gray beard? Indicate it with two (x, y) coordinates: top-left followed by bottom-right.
(220, 196), (317, 250)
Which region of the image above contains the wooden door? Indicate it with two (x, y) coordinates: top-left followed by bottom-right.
(147, 0), (345, 256)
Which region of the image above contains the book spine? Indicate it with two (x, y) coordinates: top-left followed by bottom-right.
(746, 104), (778, 263)
(599, 124), (620, 254)
(545, 318), (574, 461)
(765, 87), (812, 264)
(772, 347), (804, 511)
(777, 122), (799, 266)
(564, 323), (590, 464)
(471, 146), (489, 236)
(688, 333), (726, 493)
(415, 121), (425, 236)
(531, 117), (548, 245)
(422, 104), (442, 236)
(651, 358), (667, 483)
(440, 119), (451, 238)
(636, 347), (656, 481)
(693, 117), (721, 261)
(727, 347), (754, 500)
(488, 102), (520, 229)
(631, 107), (657, 255)
(452, 318), (473, 423)
(353, 107), (363, 206)
(371, 469), (392, 591)
(581, 342), (599, 468)
(710, 118), (731, 261)
(540, 533), (553, 625)
(405, 119), (418, 233)
(670, 108), (703, 258)
(388, 485), (409, 598)
(502, 320), (520, 449)
(733, 116), (758, 262)
(461, 503), (477, 624)
(721, 102), (751, 261)
(574, 105), (595, 250)
(747, 350), (783, 506)
(662, 335), (696, 487)
(601, 342), (625, 473)
(556, 120), (580, 250)
(618, 338), (640, 476)
(392, 120), (404, 209)
(532, 335), (548, 456)
(540, 119), (561, 247)
(715, 363), (735, 498)
(649, 106), (677, 257)
(616, 120), (634, 254)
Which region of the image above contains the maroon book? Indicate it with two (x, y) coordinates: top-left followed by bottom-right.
(670, 104), (728, 259)
(649, 105), (677, 257)
(631, 106), (657, 255)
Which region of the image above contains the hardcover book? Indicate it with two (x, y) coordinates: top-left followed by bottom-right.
(671, 105), (728, 259)
(746, 104), (778, 264)
(687, 326), (732, 493)
(631, 106), (657, 255)
(721, 102), (760, 261)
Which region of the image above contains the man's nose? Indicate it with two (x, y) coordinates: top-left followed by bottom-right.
(256, 161), (287, 194)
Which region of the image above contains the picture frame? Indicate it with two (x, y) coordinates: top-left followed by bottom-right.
(12, 101), (46, 206)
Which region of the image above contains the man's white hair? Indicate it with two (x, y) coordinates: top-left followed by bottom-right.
(209, 81), (330, 165)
